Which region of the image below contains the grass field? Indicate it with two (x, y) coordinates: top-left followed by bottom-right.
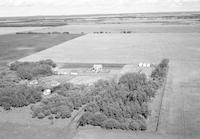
(0, 33), (81, 69)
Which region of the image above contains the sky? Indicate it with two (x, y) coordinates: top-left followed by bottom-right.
(0, 0), (200, 17)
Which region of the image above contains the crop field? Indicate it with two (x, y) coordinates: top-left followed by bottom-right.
(0, 33), (81, 69)
(19, 33), (200, 65)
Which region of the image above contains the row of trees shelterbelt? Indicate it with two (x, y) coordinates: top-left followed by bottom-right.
(78, 59), (169, 131)
(0, 58), (169, 131)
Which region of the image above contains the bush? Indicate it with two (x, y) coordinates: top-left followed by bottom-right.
(9, 61), (21, 71)
(128, 120), (140, 130)
(137, 119), (147, 130)
(84, 102), (99, 113)
(48, 115), (54, 120)
(37, 112), (45, 119)
(102, 118), (120, 129)
(39, 59), (56, 68)
(43, 110), (51, 116)
(90, 112), (107, 126)
(1, 102), (11, 110)
(78, 112), (94, 126)
(118, 123), (129, 130)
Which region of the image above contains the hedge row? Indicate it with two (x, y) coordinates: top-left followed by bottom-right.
(78, 112), (146, 131)
(151, 58), (169, 88)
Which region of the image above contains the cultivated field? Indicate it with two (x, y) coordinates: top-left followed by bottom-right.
(19, 33), (200, 64)
(0, 33), (81, 69)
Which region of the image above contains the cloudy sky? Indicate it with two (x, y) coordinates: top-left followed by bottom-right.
(0, 0), (200, 17)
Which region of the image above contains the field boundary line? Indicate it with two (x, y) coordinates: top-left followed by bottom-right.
(155, 72), (168, 132)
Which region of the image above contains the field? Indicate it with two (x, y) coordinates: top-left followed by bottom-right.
(0, 33), (81, 69)
(32, 24), (200, 34)
(19, 33), (200, 64)
(1, 12), (200, 139)
(1, 12), (199, 27)
(18, 31), (200, 139)
(0, 27), (46, 35)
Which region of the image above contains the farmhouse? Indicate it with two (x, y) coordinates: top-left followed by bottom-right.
(92, 64), (103, 73)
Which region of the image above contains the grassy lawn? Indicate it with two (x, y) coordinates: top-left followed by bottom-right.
(0, 33), (82, 68)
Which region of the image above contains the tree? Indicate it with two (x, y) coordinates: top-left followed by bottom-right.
(102, 118), (120, 129)
(119, 73), (147, 91)
(90, 112), (107, 126)
(78, 112), (93, 126)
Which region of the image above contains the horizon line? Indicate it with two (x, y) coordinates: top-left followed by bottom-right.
(0, 10), (200, 18)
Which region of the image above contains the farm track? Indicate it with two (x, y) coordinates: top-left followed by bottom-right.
(155, 77), (168, 132)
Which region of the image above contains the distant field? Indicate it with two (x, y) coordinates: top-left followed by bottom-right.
(0, 11), (199, 27)
(0, 27), (46, 35)
(33, 24), (200, 34)
(0, 33), (81, 68)
(19, 33), (200, 64)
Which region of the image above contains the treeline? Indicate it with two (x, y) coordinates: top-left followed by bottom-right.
(151, 58), (169, 88)
(10, 59), (56, 80)
(16, 32), (70, 35)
